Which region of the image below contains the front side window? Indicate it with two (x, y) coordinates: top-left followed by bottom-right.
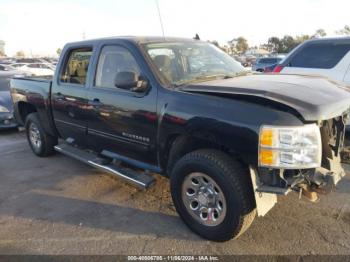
(289, 43), (350, 69)
(95, 45), (140, 89)
(60, 48), (92, 85)
(143, 42), (245, 86)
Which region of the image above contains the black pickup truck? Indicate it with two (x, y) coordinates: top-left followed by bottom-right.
(10, 37), (350, 242)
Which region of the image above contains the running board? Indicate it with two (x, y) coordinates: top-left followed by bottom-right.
(54, 144), (156, 189)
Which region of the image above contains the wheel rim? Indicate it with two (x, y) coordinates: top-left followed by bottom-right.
(181, 172), (227, 227)
(29, 122), (42, 149)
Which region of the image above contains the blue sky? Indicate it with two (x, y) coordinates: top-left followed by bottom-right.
(0, 0), (349, 56)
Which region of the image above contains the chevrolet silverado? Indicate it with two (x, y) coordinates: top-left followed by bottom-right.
(10, 37), (350, 241)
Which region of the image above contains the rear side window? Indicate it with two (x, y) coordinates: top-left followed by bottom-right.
(60, 48), (92, 85)
(289, 43), (350, 69)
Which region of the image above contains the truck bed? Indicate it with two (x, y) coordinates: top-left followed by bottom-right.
(10, 76), (55, 135)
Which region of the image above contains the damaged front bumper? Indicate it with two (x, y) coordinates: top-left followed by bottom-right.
(250, 162), (347, 217)
(252, 113), (349, 216)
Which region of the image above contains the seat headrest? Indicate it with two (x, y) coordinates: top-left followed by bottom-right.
(154, 55), (172, 68)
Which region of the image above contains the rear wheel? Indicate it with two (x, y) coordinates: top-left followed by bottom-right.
(170, 149), (256, 242)
(25, 113), (57, 157)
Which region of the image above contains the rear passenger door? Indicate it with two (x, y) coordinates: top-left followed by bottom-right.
(86, 44), (158, 165)
(51, 47), (92, 146)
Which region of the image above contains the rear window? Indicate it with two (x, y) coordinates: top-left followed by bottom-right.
(288, 43), (350, 69)
(60, 48), (92, 85)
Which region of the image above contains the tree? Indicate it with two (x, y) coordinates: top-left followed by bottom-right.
(312, 28), (327, 38)
(278, 35), (294, 53)
(336, 25), (350, 35)
(56, 48), (62, 55)
(235, 37), (248, 54)
(267, 37), (281, 53)
(295, 34), (310, 44)
(280, 35), (307, 53)
(16, 51), (25, 57)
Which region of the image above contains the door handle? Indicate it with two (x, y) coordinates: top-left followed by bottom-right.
(55, 92), (65, 100)
(88, 98), (102, 106)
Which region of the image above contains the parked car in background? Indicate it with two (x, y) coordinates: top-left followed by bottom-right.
(273, 37), (350, 85)
(0, 64), (16, 71)
(16, 58), (45, 64)
(10, 63), (29, 69)
(252, 57), (282, 72)
(264, 63), (278, 72)
(0, 91), (17, 129)
(0, 67), (31, 93)
(18, 63), (55, 76)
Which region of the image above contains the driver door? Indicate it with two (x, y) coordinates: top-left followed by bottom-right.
(86, 45), (158, 165)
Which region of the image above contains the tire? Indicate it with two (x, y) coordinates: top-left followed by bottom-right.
(25, 113), (57, 157)
(170, 149), (256, 242)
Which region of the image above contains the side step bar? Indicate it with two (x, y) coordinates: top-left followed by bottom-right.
(54, 144), (156, 189)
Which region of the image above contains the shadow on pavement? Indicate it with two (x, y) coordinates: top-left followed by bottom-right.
(0, 192), (199, 241)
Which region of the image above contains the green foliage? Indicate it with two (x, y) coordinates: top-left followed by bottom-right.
(267, 35), (310, 53)
(235, 37), (248, 53)
(16, 50), (25, 57)
(313, 28), (327, 38)
(336, 25), (350, 35)
(56, 48), (62, 55)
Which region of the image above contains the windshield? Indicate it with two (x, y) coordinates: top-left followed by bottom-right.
(143, 42), (246, 86)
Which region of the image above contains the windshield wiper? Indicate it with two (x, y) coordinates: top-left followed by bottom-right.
(174, 73), (236, 87)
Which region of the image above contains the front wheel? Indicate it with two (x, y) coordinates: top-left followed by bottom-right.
(25, 113), (57, 157)
(170, 149), (256, 242)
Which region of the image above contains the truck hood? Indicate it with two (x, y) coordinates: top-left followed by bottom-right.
(179, 74), (350, 121)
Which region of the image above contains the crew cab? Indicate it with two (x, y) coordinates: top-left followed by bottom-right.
(10, 37), (350, 242)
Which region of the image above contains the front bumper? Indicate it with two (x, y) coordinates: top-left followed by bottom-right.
(0, 113), (18, 130)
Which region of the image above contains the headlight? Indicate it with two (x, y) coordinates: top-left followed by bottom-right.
(0, 105), (9, 113)
(259, 124), (321, 169)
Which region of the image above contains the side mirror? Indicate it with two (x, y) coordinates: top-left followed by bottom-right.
(114, 71), (148, 92)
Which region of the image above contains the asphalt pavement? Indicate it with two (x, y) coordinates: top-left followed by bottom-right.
(0, 130), (349, 255)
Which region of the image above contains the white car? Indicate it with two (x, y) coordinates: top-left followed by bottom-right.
(10, 63), (28, 69)
(18, 63), (54, 76)
(273, 37), (350, 85)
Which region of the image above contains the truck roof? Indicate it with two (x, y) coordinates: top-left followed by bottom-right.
(65, 36), (200, 46)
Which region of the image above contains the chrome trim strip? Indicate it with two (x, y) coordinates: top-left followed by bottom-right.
(87, 161), (147, 188)
(55, 119), (86, 130)
(88, 128), (149, 146)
